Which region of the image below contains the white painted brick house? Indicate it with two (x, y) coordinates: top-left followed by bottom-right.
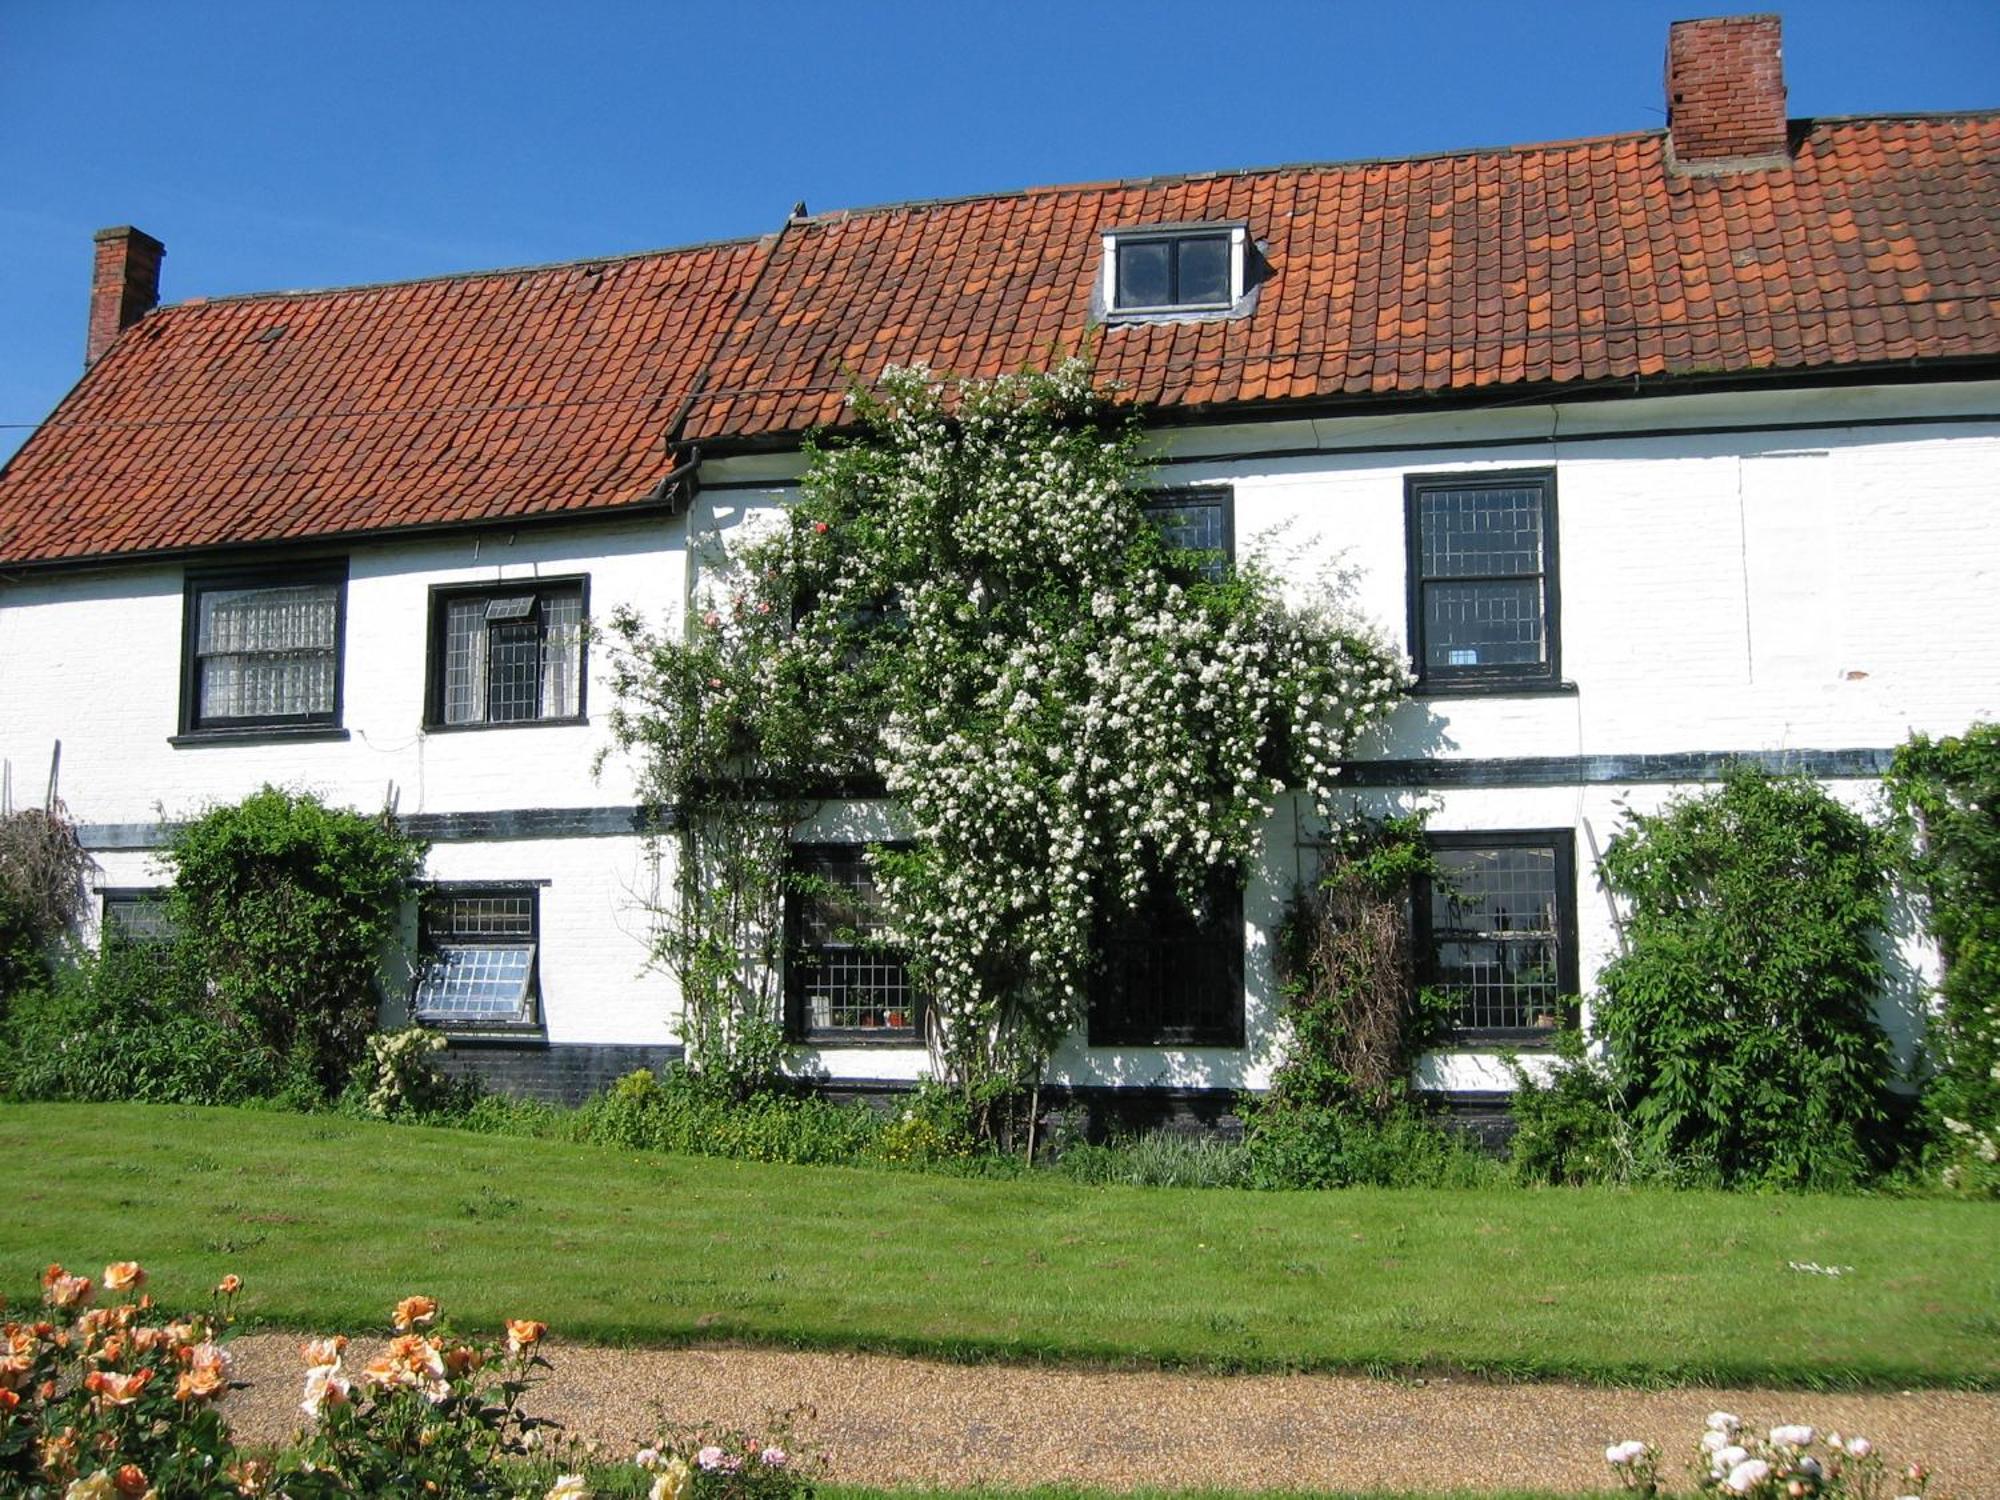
(2, 15), (1994, 1116)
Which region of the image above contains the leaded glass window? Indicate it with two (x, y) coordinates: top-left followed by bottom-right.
(787, 846), (919, 1039)
(1088, 872), (1244, 1047)
(1418, 832), (1578, 1038)
(431, 581), (585, 728)
(1142, 488), (1233, 581)
(1111, 230), (1237, 313)
(101, 888), (174, 947)
(1406, 472), (1560, 687)
(184, 567), (344, 731)
(411, 886), (539, 1025)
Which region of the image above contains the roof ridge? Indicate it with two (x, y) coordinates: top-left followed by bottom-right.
(158, 230), (774, 313)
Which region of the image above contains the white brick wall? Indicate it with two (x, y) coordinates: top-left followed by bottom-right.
(7, 377), (1995, 1091)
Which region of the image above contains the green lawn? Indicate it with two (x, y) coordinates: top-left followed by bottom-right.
(2, 1103), (1995, 1389)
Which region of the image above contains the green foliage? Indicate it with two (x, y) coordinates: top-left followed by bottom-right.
(571, 1066), (883, 1165)
(1593, 766), (1896, 1188)
(1885, 723), (2000, 1194)
(1054, 1129), (1254, 1189)
(0, 939), (269, 1105)
(608, 358), (1408, 1127)
(1505, 1029), (1630, 1186)
(164, 786), (427, 1099)
(349, 1024), (469, 1119)
(1242, 1099), (1496, 1189)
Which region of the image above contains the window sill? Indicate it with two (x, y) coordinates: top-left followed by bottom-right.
(422, 716), (589, 735)
(170, 726), (350, 747)
(1446, 1029), (1570, 1049)
(1412, 679), (1578, 700)
(796, 1031), (922, 1048)
(421, 1021), (546, 1041)
(1086, 1035), (1246, 1050)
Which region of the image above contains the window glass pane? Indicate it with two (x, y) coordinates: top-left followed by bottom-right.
(486, 618), (542, 722)
(444, 597), (488, 725)
(103, 892), (173, 946)
(540, 593), (584, 718)
(1174, 237), (1232, 305)
(1092, 875), (1242, 1045)
(195, 582), (337, 722)
(1430, 846), (1561, 1031)
(793, 851), (915, 1033)
(1115, 240), (1171, 308)
(1422, 579), (1545, 668)
(413, 945), (534, 1020)
(1418, 487), (1544, 579)
(427, 892), (535, 942)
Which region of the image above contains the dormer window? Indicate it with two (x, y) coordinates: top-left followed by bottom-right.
(1102, 224), (1249, 318)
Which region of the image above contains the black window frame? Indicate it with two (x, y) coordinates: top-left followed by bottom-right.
(423, 575), (590, 732)
(1108, 226), (1242, 316)
(1087, 872), (1246, 1049)
(176, 560), (348, 740)
(1404, 468), (1562, 693)
(99, 887), (174, 948)
(1141, 484), (1235, 580)
(409, 880), (545, 1033)
(1414, 829), (1579, 1046)
(784, 843), (925, 1047)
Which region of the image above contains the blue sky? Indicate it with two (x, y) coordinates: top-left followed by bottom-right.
(3, 1), (1996, 462)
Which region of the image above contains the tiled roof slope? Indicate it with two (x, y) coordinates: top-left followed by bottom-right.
(685, 117), (2000, 440)
(0, 238), (767, 564)
(2, 115), (1996, 566)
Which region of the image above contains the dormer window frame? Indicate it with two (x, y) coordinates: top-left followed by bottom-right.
(1101, 222), (1250, 321)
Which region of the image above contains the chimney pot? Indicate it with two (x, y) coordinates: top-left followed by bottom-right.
(1665, 14), (1788, 171)
(87, 225), (165, 367)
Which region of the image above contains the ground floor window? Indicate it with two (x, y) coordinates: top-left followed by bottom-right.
(99, 887), (174, 947)
(1088, 872), (1245, 1047)
(786, 845), (920, 1042)
(1416, 830), (1578, 1041)
(411, 883), (542, 1027)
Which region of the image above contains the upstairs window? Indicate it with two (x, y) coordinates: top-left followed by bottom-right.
(427, 578), (586, 729)
(411, 884), (541, 1027)
(180, 563), (345, 734)
(786, 845), (920, 1042)
(1088, 871), (1244, 1048)
(1103, 224), (1248, 317)
(1141, 486), (1233, 582)
(1415, 831), (1578, 1042)
(1405, 470), (1561, 690)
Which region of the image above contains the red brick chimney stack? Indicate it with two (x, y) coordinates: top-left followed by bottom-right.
(1665, 14), (1789, 170)
(87, 226), (165, 366)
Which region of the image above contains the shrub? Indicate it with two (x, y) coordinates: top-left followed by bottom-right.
(572, 1067), (883, 1165)
(1884, 723), (2000, 1195)
(1055, 1129), (1254, 1189)
(1593, 766), (1897, 1188)
(1606, 1410), (1933, 1498)
(1242, 1099), (1495, 1189)
(164, 786), (427, 1099)
(633, 1420), (821, 1500)
(0, 939), (270, 1105)
(1505, 1029), (1630, 1186)
(0, 801), (94, 1010)
(350, 1024), (470, 1119)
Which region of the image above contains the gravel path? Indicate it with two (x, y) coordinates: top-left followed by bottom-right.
(225, 1335), (2000, 1495)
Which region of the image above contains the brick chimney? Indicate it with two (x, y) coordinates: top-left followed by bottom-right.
(1665, 14), (1789, 171)
(87, 226), (165, 366)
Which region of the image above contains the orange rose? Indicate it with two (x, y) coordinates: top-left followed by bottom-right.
(300, 1335), (347, 1369)
(224, 1457), (271, 1496)
(216, 1275), (243, 1297)
(43, 1274), (94, 1311)
(0, 1387), (18, 1411)
(505, 1319), (547, 1354)
(83, 1368), (152, 1407)
(0, 1355), (30, 1391)
(102, 1264), (145, 1295)
(114, 1462), (150, 1497)
(392, 1295), (438, 1331)
(443, 1344), (483, 1376)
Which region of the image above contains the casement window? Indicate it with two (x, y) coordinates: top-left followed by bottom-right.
(1142, 486), (1234, 581)
(426, 578), (586, 729)
(1102, 224), (1248, 317)
(1405, 470), (1561, 690)
(785, 845), (920, 1043)
(1088, 872), (1245, 1048)
(179, 563), (345, 735)
(1415, 831), (1579, 1042)
(410, 884), (541, 1027)
(99, 888), (174, 947)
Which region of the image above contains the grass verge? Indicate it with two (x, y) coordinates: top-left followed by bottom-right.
(2, 1103), (1995, 1389)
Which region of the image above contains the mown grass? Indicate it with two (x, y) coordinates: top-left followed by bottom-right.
(2, 1103), (1995, 1389)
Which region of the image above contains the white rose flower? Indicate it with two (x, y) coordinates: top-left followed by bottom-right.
(1604, 1440), (1648, 1466)
(1707, 1411), (1743, 1433)
(1724, 1458), (1772, 1493)
(1769, 1424), (1815, 1448)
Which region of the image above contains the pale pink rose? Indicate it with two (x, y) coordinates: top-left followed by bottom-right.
(1769, 1424), (1815, 1449)
(300, 1364), (352, 1420)
(1846, 1436), (1873, 1458)
(760, 1446), (788, 1467)
(1725, 1458), (1772, 1493)
(1605, 1441), (1648, 1467)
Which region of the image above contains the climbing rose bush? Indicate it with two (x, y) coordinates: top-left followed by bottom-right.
(609, 358), (1408, 1103)
(631, 1422), (820, 1500)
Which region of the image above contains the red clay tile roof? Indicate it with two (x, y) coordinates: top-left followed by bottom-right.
(2, 115), (1996, 565)
(0, 238), (768, 565)
(685, 117), (2000, 440)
